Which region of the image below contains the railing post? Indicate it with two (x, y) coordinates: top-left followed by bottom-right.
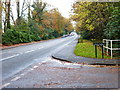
(111, 40), (113, 59)
(103, 39), (105, 55)
(106, 40), (109, 55)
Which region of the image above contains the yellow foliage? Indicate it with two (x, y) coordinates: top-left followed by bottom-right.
(39, 25), (44, 31)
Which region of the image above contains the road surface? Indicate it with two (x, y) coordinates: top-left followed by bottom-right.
(0, 34), (118, 88)
(0, 35), (78, 82)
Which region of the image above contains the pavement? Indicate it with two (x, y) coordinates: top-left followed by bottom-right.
(52, 38), (119, 65)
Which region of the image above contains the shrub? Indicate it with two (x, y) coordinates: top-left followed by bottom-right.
(2, 29), (41, 45)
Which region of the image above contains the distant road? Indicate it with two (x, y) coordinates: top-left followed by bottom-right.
(1, 35), (78, 81)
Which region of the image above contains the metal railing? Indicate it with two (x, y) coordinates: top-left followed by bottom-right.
(103, 39), (120, 59)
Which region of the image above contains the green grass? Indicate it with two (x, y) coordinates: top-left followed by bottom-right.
(74, 40), (113, 59)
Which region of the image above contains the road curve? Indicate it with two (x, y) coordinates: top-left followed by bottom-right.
(1, 35), (78, 81)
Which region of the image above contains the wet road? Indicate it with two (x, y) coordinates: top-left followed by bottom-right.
(1, 35), (78, 81)
(0, 34), (119, 89)
(1, 57), (118, 88)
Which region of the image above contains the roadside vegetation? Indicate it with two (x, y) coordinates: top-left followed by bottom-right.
(74, 40), (115, 59)
(71, 1), (120, 58)
(0, 0), (73, 45)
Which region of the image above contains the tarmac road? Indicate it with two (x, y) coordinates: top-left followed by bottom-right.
(0, 34), (118, 89)
(0, 34), (78, 82)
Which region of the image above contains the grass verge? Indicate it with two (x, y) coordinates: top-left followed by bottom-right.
(74, 40), (115, 59)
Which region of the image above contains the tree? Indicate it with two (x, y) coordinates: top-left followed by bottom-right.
(31, 0), (47, 38)
(6, 0), (11, 29)
(32, 0), (46, 24)
(104, 6), (120, 39)
(0, 0), (2, 44)
(15, 0), (27, 26)
(71, 1), (111, 40)
(16, 0), (20, 19)
(0, 0), (2, 30)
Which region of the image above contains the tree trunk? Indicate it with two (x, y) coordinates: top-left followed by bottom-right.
(28, 4), (31, 20)
(0, 1), (2, 30)
(7, 0), (11, 29)
(17, 0), (20, 19)
(16, 0), (20, 25)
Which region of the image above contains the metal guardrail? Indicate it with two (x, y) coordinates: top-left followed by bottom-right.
(103, 39), (120, 59)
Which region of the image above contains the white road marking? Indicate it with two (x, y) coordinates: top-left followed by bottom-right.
(0, 36), (77, 62)
(27, 68), (34, 71)
(0, 83), (10, 88)
(0, 49), (36, 61)
(11, 77), (21, 81)
(33, 66), (38, 69)
(20, 73), (25, 76)
(25, 50), (34, 53)
(41, 60), (47, 63)
(0, 54), (19, 61)
(30, 68), (34, 71)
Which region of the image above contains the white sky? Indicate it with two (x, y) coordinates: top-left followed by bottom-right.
(2, 0), (76, 26)
(10, 0), (76, 19)
(42, 0), (75, 18)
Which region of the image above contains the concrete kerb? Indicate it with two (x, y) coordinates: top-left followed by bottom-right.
(52, 55), (119, 66)
(52, 56), (72, 63)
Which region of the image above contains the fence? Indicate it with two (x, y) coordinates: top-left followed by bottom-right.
(103, 39), (120, 59)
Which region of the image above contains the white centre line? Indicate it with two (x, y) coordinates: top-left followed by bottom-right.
(0, 49), (36, 61)
(25, 50), (35, 53)
(11, 77), (21, 81)
(0, 54), (19, 61)
(20, 73), (25, 76)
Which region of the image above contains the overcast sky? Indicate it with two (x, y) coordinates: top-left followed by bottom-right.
(10, 0), (75, 19)
(42, 0), (75, 18)
(2, 0), (76, 26)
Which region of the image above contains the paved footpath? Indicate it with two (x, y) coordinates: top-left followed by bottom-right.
(52, 38), (119, 65)
(2, 57), (118, 88)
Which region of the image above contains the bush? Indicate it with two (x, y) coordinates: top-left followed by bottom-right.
(78, 37), (83, 43)
(2, 29), (41, 45)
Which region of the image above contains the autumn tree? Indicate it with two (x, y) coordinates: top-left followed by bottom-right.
(2, 0), (73, 45)
(71, 1), (111, 40)
(64, 18), (74, 33)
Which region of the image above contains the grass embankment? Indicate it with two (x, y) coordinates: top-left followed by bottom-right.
(74, 40), (112, 59)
